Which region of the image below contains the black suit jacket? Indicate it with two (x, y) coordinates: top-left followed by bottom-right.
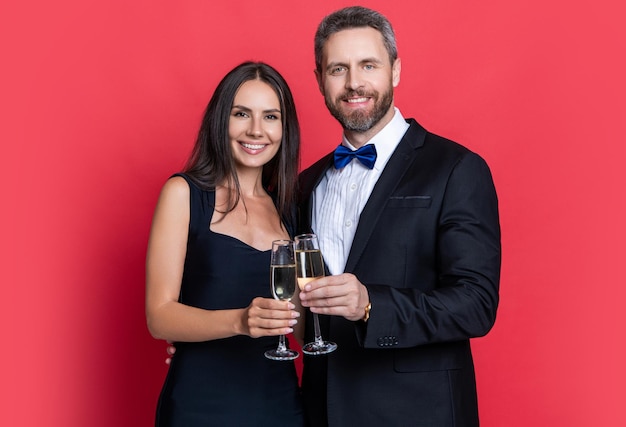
(298, 119), (501, 427)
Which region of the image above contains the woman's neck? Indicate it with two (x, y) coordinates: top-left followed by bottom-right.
(225, 166), (266, 198)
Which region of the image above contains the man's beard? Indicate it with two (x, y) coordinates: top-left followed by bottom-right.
(325, 87), (394, 133)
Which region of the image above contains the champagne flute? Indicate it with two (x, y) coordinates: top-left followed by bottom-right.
(295, 233), (337, 355)
(265, 240), (299, 361)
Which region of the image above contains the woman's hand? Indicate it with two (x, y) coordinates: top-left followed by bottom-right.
(241, 297), (300, 338)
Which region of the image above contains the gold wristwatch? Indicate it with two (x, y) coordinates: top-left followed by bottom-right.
(363, 302), (372, 322)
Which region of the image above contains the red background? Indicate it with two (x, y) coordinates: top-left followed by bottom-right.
(2, 0), (625, 425)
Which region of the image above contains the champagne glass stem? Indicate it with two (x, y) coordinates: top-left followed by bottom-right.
(277, 334), (288, 352)
(313, 313), (324, 345)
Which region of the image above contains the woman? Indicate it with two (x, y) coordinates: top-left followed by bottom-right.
(145, 62), (303, 426)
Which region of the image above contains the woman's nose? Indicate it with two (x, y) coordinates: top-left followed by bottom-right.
(247, 118), (263, 137)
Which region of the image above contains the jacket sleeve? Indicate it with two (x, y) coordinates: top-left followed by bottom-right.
(357, 151), (501, 348)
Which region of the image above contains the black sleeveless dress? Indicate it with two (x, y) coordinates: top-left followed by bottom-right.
(155, 174), (303, 426)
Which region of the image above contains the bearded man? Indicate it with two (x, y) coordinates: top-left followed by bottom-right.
(297, 6), (502, 427)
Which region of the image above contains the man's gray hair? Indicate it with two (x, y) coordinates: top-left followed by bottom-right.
(314, 6), (398, 73)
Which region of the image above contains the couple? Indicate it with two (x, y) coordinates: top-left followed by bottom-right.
(145, 6), (501, 427)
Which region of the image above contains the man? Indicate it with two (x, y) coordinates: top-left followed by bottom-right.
(297, 6), (501, 426)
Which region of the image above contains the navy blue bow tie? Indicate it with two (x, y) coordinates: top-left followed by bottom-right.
(333, 144), (377, 169)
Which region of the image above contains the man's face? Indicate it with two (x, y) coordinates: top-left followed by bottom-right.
(316, 27), (400, 137)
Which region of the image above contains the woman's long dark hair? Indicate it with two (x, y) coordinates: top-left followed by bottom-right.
(183, 61), (300, 223)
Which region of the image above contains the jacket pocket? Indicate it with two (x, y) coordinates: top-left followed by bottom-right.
(387, 195), (432, 208)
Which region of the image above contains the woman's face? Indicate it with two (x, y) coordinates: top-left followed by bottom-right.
(229, 79), (283, 171)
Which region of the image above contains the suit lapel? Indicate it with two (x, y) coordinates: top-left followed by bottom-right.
(344, 120), (427, 272)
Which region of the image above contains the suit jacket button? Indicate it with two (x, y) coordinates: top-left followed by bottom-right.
(377, 338), (385, 347)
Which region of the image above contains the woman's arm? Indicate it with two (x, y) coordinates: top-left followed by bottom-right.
(145, 176), (298, 342)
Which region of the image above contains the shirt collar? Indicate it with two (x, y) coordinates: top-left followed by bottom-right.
(341, 108), (410, 171)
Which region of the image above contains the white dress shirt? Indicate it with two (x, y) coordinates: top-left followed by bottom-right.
(311, 108), (410, 275)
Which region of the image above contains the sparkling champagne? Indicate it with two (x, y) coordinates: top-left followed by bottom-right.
(296, 249), (325, 290)
(271, 264), (297, 301)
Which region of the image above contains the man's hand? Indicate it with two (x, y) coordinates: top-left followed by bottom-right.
(299, 273), (370, 322)
(165, 341), (176, 365)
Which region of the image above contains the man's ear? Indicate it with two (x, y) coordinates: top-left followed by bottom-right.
(392, 57), (401, 88)
(314, 69), (324, 94)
